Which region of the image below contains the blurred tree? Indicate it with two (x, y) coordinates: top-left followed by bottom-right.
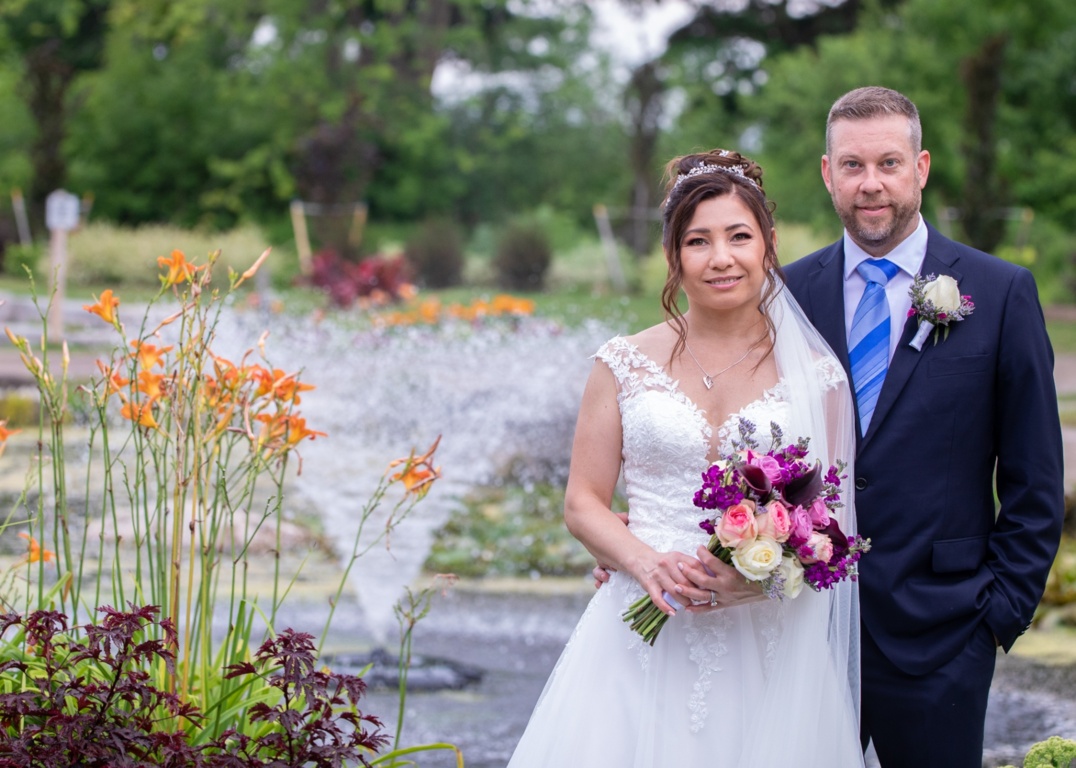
(247, 0), (592, 257)
(751, 0), (1076, 254)
(0, 0), (110, 227)
(56, 1), (594, 245)
(66, 7), (276, 229)
(436, 7), (627, 232)
(613, 0), (903, 256)
(0, 65), (33, 198)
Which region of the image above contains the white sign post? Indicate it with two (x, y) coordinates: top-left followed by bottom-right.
(45, 189), (81, 340)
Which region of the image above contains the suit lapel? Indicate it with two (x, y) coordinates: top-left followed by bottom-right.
(860, 227), (963, 447)
(804, 243), (850, 367)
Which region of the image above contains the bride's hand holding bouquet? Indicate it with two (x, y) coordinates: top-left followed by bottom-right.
(623, 419), (871, 646)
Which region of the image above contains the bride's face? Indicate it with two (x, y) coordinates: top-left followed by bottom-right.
(678, 193), (772, 315)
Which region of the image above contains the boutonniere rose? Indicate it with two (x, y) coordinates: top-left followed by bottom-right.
(907, 273), (975, 351)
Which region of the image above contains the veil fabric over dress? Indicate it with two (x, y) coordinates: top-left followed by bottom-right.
(506, 283), (865, 767)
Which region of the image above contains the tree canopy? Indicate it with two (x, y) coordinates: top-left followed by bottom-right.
(0, 0), (1073, 272)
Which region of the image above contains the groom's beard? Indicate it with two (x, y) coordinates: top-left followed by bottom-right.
(832, 182), (922, 255)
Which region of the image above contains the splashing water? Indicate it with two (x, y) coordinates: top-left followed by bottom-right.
(212, 307), (616, 643)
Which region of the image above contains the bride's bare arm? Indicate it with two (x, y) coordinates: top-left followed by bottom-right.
(564, 360), (692, 614)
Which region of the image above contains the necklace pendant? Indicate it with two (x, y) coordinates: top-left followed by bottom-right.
(703, 375), (714, 390)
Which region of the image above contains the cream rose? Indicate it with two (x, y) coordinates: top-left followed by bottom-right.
(777, 553), (805, 599)
(923, 275), (961, 313)
(731, 536), (782, 581)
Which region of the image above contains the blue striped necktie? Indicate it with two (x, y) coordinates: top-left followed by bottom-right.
(849, 258), (900, 435)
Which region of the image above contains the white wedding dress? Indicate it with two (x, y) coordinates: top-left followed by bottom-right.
(506, 334), (865, 767)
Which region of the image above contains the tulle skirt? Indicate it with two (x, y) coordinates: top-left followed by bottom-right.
(506, 572), (865, 768)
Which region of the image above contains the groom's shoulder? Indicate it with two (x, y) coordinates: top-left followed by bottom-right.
(782, 238), (840, 285)
(929, 225), (1027, 280)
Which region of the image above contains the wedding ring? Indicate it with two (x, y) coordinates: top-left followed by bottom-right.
(709, 590), (718, 607)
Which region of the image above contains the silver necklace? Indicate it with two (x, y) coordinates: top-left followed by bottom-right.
(683, 343), (752, 390)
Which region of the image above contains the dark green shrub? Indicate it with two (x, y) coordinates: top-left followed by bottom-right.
(3, 243), (43, 279)
(493, 221), (552, 291)
(405, 217), (465, 288)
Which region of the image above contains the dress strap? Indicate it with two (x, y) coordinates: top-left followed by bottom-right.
(595, 337), (681, 403)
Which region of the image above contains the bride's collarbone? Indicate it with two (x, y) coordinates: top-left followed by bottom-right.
(677, 365), (777, 416)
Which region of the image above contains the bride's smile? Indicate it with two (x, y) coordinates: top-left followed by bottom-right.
(678, 195), (772, 316)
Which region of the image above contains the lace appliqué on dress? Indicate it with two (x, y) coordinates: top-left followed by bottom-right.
(592, 337), (837, 733)
(684, 610), (732, 733)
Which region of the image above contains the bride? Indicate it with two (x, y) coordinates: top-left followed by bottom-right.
(506, 149), (865, 766)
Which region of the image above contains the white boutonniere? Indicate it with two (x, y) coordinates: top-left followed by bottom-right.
(907, 274), (975, 351)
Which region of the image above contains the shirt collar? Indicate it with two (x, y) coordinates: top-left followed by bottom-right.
(842, 214), (927, 280)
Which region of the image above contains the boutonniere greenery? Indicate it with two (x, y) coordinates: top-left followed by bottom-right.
(907, 274), (975, 351)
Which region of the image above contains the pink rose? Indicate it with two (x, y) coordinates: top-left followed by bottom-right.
(800, 531), (834, 564)
(807, 498), (830, 528)
(757, 500), (792, 543)
(717, 500), (758, 548)
(749, 453), (785, 485)
(788, 505), (813, 545)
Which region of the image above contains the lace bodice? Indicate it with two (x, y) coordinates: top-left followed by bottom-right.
(596, 336), (843, 555)
(588, 336), (846, 732)
(506, 330), (866, 765)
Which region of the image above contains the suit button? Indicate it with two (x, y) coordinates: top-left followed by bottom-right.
(855, 477), (868, 490)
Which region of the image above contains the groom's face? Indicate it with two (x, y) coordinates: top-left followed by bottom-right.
(822, 114), (930, 258)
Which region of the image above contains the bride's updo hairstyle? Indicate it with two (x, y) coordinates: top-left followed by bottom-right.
(659, 149), (782, 364)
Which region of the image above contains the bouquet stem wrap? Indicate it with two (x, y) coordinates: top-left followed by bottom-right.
(622, 534), (729, 646)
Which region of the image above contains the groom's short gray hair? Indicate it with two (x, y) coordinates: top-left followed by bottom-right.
(826, 86), (922, 155)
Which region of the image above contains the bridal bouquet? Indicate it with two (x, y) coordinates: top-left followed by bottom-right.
(623, 420), (871, 646)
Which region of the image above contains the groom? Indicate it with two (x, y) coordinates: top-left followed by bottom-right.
(782, 86), (1064, 767)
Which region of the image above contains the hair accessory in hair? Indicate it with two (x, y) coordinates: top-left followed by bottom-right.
(672, 162), (754, 191)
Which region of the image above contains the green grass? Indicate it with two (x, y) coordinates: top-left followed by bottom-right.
(1048, 319), (1076, 355)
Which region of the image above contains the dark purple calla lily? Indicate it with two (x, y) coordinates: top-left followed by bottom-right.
(782, 460), (823, 508)
(739, 464), (772, 498)
(819, 517), (850, 558)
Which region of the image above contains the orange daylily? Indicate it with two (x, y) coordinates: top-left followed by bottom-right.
(387, 435), (443, 499)
(136, 370), (166, 401)
(130, 341), (173, 370)
(0, 420), (21, 443)
(274, 375), (315, 405)
(157, 249), (207, 287)
(253, 410), (286, 440)
(120, 397), (159, 429)
(96, 360), (130, 396)
(83, 289), (120, 325)
(250, 367), (314, 405)
(284, 415), (327, 447)
(18, 532), (55, 563)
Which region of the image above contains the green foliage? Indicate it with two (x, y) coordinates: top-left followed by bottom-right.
(1, 241), (41, 279)
(66, 27), (283, 229)
(405, 217), (465, 289)
(424, 483), (595, 578)
(0, 66), (32, 193)
(61, 221), (271, 289)
(0, 606), (392, 766)
(752, 0), (1076, 262)
(0, 249), (446, 754)
(998, 735), (1076, 768)
(1041, 534), (1076, 616)
(494, 219), (553, 291)
(0, 391), (37, 427)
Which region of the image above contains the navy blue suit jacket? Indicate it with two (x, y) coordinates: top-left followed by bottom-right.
(783, 222), (1064, 675)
